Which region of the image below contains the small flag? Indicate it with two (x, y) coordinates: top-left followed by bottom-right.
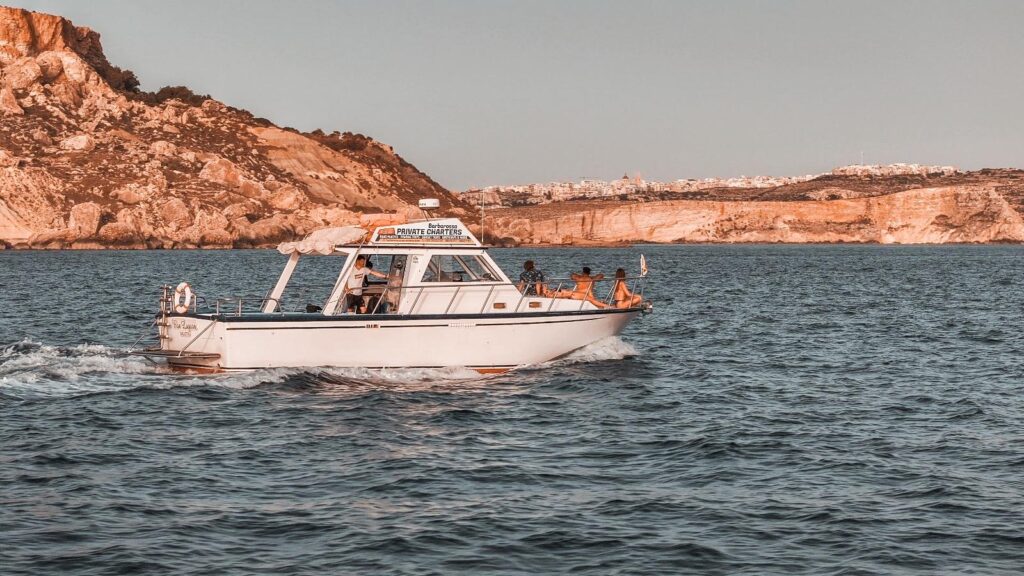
(640, 254), (648, 277)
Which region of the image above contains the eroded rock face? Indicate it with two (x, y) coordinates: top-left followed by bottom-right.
(158, 198), (192, 229)
(0, 86), (23, 115)
(198, 156), (250, 189)
(4, 58), (42, 89)
(148, 140), (176, 157)
(268, 186), (305, 211)
(68, 201), (102, 238)
(110, 183), (150, 204)
(0, 149), (17, 167)
(0, 5), (468, 248)
(59, 134), (95, 151)
(488, 184), (1024, 245)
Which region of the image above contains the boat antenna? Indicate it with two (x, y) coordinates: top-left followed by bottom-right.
(478, 189), (486, 245)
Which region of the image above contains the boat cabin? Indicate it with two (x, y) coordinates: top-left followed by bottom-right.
(264, 218), (593, 317)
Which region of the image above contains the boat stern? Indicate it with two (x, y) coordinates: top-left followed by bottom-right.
(128, 312), (225, 372)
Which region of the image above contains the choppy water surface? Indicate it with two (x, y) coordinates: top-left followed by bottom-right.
(2, 246), (1023, 575)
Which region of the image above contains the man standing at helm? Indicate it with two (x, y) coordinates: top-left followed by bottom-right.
(345, 256), (387, 313)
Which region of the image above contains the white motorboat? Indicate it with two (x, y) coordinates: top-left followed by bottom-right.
(132, 212), (651, 373)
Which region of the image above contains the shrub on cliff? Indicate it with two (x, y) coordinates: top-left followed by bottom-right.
(308, 130), (372, 152)
(130, 85), (211, 107)
(105, 66), (140, 92)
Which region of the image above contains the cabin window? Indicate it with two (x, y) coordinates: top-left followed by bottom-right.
(455, 255), (499, 281)
(422, 255), (465, 282)
(356, 254), (404, 288)
(419, 255), (489, 282)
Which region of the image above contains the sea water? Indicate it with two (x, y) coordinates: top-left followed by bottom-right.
(1, 246), (1022, 574)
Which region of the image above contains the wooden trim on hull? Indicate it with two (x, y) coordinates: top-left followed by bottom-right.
(168, 364), (224, 375)
(167, 362), (514, 375)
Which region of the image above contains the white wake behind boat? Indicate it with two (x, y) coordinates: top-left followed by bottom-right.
(133, 213), (651, 373)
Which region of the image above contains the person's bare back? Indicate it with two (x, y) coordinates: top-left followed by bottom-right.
(569, 267), (609, 308)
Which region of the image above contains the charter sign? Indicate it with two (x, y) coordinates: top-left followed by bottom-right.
(372, 219), (478, 245)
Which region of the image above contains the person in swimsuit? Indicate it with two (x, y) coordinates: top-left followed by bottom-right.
(568, 266), (610, 309)
(612, 268), (643, 309)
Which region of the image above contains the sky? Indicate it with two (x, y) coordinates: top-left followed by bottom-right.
(11, 0), (1024, 190)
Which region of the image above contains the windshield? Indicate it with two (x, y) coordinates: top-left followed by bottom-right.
(421, 255), (499, 282)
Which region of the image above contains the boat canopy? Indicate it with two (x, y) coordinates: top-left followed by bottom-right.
(276, 226), (366, 255)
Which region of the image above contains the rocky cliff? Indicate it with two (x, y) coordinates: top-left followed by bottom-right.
(485, 170), (1024, 244)
(3, 7), (1022, 250)
(0, 6), (470, 248)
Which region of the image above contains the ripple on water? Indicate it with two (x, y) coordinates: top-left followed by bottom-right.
(2, 246), (1024, 574)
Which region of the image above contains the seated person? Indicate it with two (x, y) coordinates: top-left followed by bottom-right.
(564, 266), (610, 309)
(611, 268), (643, 309)
(517, 260), (547, 296)
(364, 293), (383, 314)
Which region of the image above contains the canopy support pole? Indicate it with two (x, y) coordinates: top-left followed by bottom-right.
(263, 252), (300, 313)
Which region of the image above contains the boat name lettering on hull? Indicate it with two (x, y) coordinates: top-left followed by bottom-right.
(172, 319), (198, 337)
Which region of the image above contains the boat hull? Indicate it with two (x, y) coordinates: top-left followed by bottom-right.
(159, 309), (640, 372)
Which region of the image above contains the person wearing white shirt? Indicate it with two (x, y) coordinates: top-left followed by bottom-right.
(345, 256), (387, 313)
